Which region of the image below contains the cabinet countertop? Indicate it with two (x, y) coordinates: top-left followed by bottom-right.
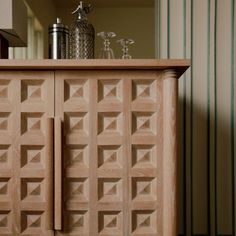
(0, 59), (190, 77)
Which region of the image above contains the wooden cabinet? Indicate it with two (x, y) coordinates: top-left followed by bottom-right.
(0, 60), (189, 236)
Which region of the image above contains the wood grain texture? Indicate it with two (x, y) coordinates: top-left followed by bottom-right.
(163, 69), (178, 236)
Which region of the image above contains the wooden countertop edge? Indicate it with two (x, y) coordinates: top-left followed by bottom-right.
(0, 59), (191, 77)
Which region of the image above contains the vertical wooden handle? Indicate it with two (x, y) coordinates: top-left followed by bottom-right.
(54, 117), (62, 230)
(45, 118), (54, 230)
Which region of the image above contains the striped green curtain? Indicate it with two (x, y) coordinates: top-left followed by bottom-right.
(155, 0), (235, 235)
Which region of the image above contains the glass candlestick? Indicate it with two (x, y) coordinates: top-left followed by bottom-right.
(117, 38), (135, 59)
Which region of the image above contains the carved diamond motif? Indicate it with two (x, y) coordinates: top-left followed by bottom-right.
(132, 112), (156, 135)
(132, 210), (157, 234)
(98, 145), (122, 169)
(98, 79), (122, 102)
(21, 80), (45, 102)
(65, 112), (89, 136)
(0, 113), (11, 131)
(132, 145), (156, 168)
(21, 179), (44, 202)
(21, 146), (44, 169)
(66, 211), (89, 233)
(0, 80), (10, 100)
(64, 79), (89, 102)
(21, 211), (43, 233)
(132, 177), (156, 201)
(98, 112), (122, 135)
(0, 179), (10, 201)
(98, 178), (122, 202)
(21, 113), (44, 135)
(98, 211), (122, 234)
(0, 211), (11, 233)
(65, 145), (89, 169)
(66, 178), (89, 202)
(132, 80), (157, 101)
(0, 145), (11, 169)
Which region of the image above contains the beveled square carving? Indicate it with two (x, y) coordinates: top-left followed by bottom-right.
(21, 211), (43, 233)
(98, 79), (122, 102)
(64, 79), (89, 102)
(132, 112), (156, 135)
(65, 145), (89, 169)
(132, 80), (156, 102)
(65, 112), (89, 136)
(66, 178), (89, 202)
(98, 211), (122, 234)
(0, 113), (11, 132)
(98, 145), (122, 169)
(132, 177), (157, 201)
(98, 178), (122, 202)
(0, 145), (11, 169)
(0, 80), (10, 101)
(21, 113), (44, 135)
(0, 178), (10, 201)
(132, 210), (157, 234)
(98, 112), (122, 135)
(21, 178), (45, 202)
(0, 211), (11, 234)
(132, 145), (156, 169)
(21, 145), (44, 169)
(66, 210), (89, 234)
(21, 80), (45, 102)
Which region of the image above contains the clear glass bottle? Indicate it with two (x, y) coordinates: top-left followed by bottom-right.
(69, 1), (95, 59)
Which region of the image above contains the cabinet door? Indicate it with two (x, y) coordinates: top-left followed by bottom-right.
(0, 71), (54, 235)
(55, 70), (163, 236)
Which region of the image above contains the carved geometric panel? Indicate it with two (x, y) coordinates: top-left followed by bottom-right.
(132, 145), (156, 169)
(64, 79), (89, 102)
(132, 210), (157, 234)
(65, 145), (89, 169)
(65, 178), (89, 203)
(65, 210), (89, 234)
(0, 112), (11, 132)
(0, 178), (10, 201)
(21, 145), (44, 169)
(98, 112), (122, 135)
(65, 112), (89, 136)
(132, 112), (156, 135)
(132, 177), (157, 201)
(21, 80), (45, 102)
(98, 211), (122, 234)
(132, 80), (157, 102)
(21, 178), (45, 202)
(98, 145), (122, 169)
(0, 145), (11, 169)
(21, 112), (44, 135)
(21, 211), (44, 234)
(0, 211), (11, 234)
(0, 80), (10, 101)
(98, 79), (122, 102)
(98, 178), (122, 202)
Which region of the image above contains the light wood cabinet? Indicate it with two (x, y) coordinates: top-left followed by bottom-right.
(0, 59), (189, 236)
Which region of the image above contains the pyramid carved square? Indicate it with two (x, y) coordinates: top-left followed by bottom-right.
(132, 177), (156, 201)
(0, 80), (10, 101)
(65, 112), (89, 136)
(21, 80), (45, 102)
(98, 112), (122, 135)
(66, 210), (89, 233)
(98, 211), (122, 234)
(66, 178), (89, 203)
(21, 211), (44, 233)
(132, 112), (156, 135)
(0, 145), (11, 169)
(21, 178), (44, 202)
(132, 210), (157, 234)
(132, 80), (157, 102)
(98, 178), (122, 202)
(64, 79), (89, 102)
(132, 145), (156, 169)
(0, 113), (11, 132)
(98, 145), (122, 169)
(0, 211), (11, 234)
(65, 145), (89, 169)
(98, 79), (122, 102)
(21, 145), (44, 169)
(0, 178), (10, 201)
(21, 113), (44, 135)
